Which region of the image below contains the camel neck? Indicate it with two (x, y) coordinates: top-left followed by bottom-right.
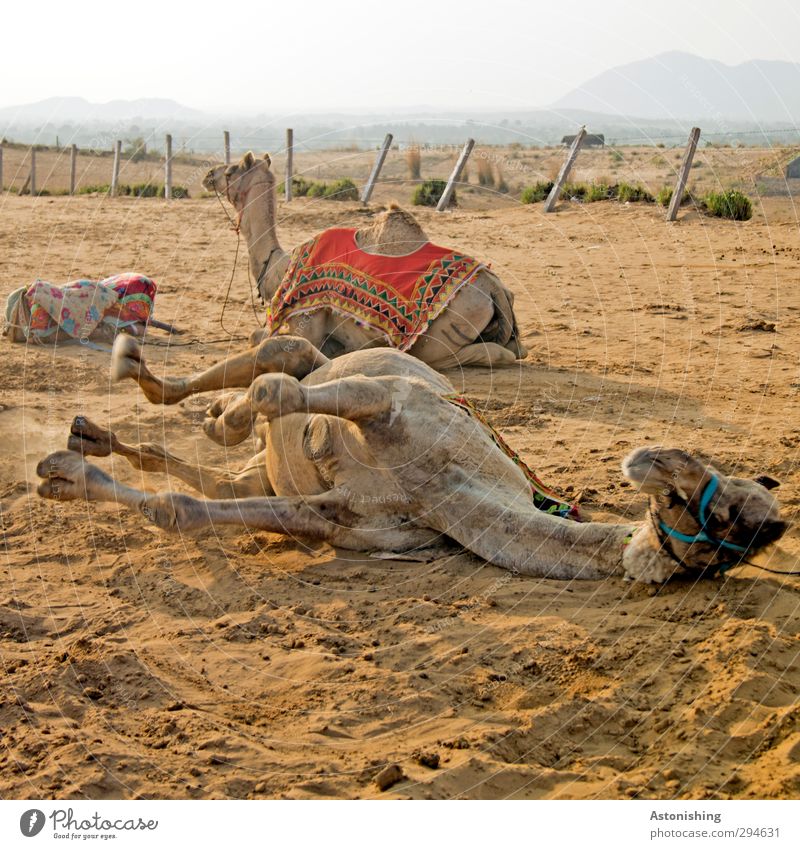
(237, 180), (283, 285)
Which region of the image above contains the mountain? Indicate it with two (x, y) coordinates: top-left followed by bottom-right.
(0, 96), (204, 123)
(553, 52), (800, 123)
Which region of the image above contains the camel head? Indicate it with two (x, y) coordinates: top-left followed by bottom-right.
(203, 151), (274, 210)
(622, 446), (787, 577)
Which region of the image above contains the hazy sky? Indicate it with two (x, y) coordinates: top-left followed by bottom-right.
(5, 0), (800, 113)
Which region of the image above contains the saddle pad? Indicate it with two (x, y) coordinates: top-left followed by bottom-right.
(267, 227), (485, 351)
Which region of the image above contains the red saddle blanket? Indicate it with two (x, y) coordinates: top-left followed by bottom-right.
(267, 227), (485, 351)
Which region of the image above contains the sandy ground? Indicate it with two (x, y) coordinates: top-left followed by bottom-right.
(1, 192), (799, 800)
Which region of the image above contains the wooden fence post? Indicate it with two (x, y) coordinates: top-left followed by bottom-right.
(666, 127), (701, 222)
(164, 134), (172, 200)
(361, 133), (393, 204)
(110, 140), (121, 196)
(436, 138), (474, 212)
(30, 148), (36, 196)
(70, 144), (77, 195)
(543, 127), (586, 212)
(224, 130), (231, 165)
(285, 128), (293, 202)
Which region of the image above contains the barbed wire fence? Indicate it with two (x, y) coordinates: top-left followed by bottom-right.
(2, 123), (800, 220)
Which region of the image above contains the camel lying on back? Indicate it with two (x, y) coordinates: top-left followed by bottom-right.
(202, 153), (526, 369)
(36, 336), (786, 584)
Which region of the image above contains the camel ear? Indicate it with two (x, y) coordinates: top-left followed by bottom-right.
(621, 446), (705, 496)
(242, 151), (255, 169)
(754, 474), (780, 490)
(262, 153), (272, 168)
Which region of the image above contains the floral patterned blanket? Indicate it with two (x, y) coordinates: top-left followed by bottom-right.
(5, 273), (156, 342)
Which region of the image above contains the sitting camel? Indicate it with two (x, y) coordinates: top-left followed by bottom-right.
(37, 336), (786, 584)
(202, 153), (526, 369)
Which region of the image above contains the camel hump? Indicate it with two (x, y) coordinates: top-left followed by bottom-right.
(357, 205), (428, 255)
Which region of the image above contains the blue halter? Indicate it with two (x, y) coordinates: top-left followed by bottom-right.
(658, 474), (748, 555)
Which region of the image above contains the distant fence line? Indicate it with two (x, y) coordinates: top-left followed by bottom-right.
(0, 124), (750, 222)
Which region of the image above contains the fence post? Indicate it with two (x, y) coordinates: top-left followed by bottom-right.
(285, 128), (293, 202)
(70, 144), (77, 195)
(361, 133), (393, 204)
(164, 134), (172, 200)
(110, 140), (121, 196)
(29, 148), (36, 196)
(0, 145), (3, 193)
(543, 127), (586, 212)
(666, 127), (701, 222)
(224, 130), (231, 165)
(436, 138), (474, 212)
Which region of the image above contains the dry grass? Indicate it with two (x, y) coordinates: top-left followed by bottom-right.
(477, 157), (495, 188)
(405, 145), (421, 181)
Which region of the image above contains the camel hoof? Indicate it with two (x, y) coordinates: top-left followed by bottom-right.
(36, 450), (88, 501)
(203, 392), (253, 446)
(251, 374), (304, 420)
(111, 334), (144, 382)
(67, 416), (115, 457)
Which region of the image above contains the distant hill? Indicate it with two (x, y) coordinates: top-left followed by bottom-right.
(554, 51), (800, 123)
(0, 96), (204, 123)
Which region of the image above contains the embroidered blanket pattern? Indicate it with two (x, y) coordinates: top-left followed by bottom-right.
(24, 273), (157, 340)
(267, 228), (485, 351)
(445, 394), (581, 521)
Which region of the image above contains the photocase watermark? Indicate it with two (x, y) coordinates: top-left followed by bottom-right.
(18, 807), (158, 838)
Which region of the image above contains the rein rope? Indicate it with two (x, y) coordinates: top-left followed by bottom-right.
(212, 173), (266, 339)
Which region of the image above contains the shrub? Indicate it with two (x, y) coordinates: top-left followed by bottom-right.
(78, 183), (112, 195)
(520, 180), (554, 203)
(322, 178), (358, 200)
(495, 166), (509, 194)
(169, 185), (190, 199)
(586, 182), (614, 202)
(405, 145), (421, 180)
(307, 181), (327, 198)
(130, 183), (158, 197)
(610, 150), (624, 163)
(278, 176), (313, 197)
(412, 179), (452, 207)
(562, 182), (588, 200)
(476, 158), (494, 188)
(703, 189), (752, 221)
(656, 186), (673, 207)
(617, 182), (654, 203)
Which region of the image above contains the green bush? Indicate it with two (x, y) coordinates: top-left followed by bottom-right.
(610, 150), (624, 163)
(78, 183), (112, 195)
(278, 176), (314, 197)
(562, 181), (587, 200)
(322, 178), (358, 200)
(520, 180), (554, 203)
(703, 189), (752, 221)
(617, 182), (654, 203)
(585, 182), (616, 202)
(412, 179), (452, 207)
(656, 186), (673, 207)
(76, 182), (188, 198)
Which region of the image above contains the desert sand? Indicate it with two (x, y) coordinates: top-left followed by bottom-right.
(1, 189), (799, 800)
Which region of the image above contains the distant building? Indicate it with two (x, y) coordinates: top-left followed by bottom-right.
(786, 156), (800, 178)
(562, 133), (605, 147)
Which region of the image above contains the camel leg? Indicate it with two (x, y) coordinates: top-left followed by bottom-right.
(68, 416), (273, 498)
(111, 335), (329, 405)
(210, 373), (394, 433)
(37, 451), (354, 538)
(426, 342), (518, 370)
